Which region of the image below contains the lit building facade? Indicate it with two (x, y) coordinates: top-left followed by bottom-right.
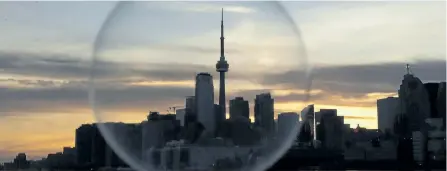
(195, 73), (216, 137)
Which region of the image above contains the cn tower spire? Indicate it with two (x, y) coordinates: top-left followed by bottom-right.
(216, 8), (229, 128)
(220, 8), (225, 60)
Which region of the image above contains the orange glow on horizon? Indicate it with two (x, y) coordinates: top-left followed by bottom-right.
(0, 88), (390, 160)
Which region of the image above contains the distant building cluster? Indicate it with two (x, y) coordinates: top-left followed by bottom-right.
(66, 10), (292, 171)
(293, 65), (446, 169)
(1, 11), (445, 171)
(2, 153), (29, 170)
(379, 66), (446, 166)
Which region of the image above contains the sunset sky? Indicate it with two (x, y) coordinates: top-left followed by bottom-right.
(0, 1), (445, 162)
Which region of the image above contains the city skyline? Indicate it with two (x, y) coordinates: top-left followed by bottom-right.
(0, 1), (446, 162)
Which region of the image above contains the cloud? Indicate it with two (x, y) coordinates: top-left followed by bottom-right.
(186, 4), (255, 14)
(143, 1), (257, 14)
(0, 50), (444, 117)
(0, 78), (59, 87)
(227, 89), (322, 104)
(0, 83), (312, 117)
(262, 59), (446, 97)
(2, 0), (446, 162)
(0, 51), (252, 82)
(343, 115), (375, 120)
(286, 1), (446, 65)
(0, 84), (194, 116)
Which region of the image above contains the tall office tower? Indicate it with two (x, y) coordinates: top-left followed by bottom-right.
(300, 104), (315, 140)
(424, 82), (447, 119)
(319, 115), (344, 151)
(277, 112), (300, 140)
(185, 96), (196, 114)
(216, 9), (229, 119)
(142, 115), (179, 163)
(176, 109), (186, 127)
(377, 97), (399, 134)
(394, 65), (431, 164)
(254, 93), (275, 134)
(229, 97), (249, 119)
(184, 96), (196, 126)
(195, 72), (216, 136)
(314, 111), (321, 124)
(104, 123), (141, 167)
(437, 82), (446, 129)
(91, 124), (107, 167)
(395, 65), (431, 136)
(75, 124), (94, 165)
(425, 83), (440, 118)
(315, 109), (336, 123)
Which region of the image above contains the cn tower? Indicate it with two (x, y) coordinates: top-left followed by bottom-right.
(216, 8), (229, 118)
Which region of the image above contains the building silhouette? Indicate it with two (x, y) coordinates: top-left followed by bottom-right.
(195, 73), (215, 137)
(229, 97), (249, 119)
(394, 65), (431, 166)
(396, 65), (431, 136)
(319, 112), (344, 151)
(377, 97), (399, 135)
(437, 82), (446, 130)
(91, 124), (107, 168)
(14, 153), (29, 169)
(300, 104), (315, 141)
(424, 82), (446, 119)
(277, 112), (300, 141)
(184, 96), (197, 127)
(254, 93), (275, 135)
(75, 124), (94, 165)
(216, 9), (229, 121)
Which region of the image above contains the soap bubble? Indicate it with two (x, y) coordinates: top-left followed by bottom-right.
(89, 1), (310, 171)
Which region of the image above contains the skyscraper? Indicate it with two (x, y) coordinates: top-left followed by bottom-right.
(319, 115), (344, 151)
(396, 65), (431, 135)
(437, 82), (446, 129)
(216, 9), (229, 120)
(184, 96), (196, 127)
(300, 104), (315, 140)
(277, 112), (300, 140)
(377, 97), (399, 134)
(195, 72), (215, 136)
(91, 124), (107, 167)
(229, 97), (249, 119)
(423, 82), (447, 119)
(395, 64), (431, 164)
(185, 96), (196, 114)
(75, 124), (94, 165)
(176, 108), (186, 127)
(254, 93), (274, 134)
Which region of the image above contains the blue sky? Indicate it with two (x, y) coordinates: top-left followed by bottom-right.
(0, 1), (445, 162)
